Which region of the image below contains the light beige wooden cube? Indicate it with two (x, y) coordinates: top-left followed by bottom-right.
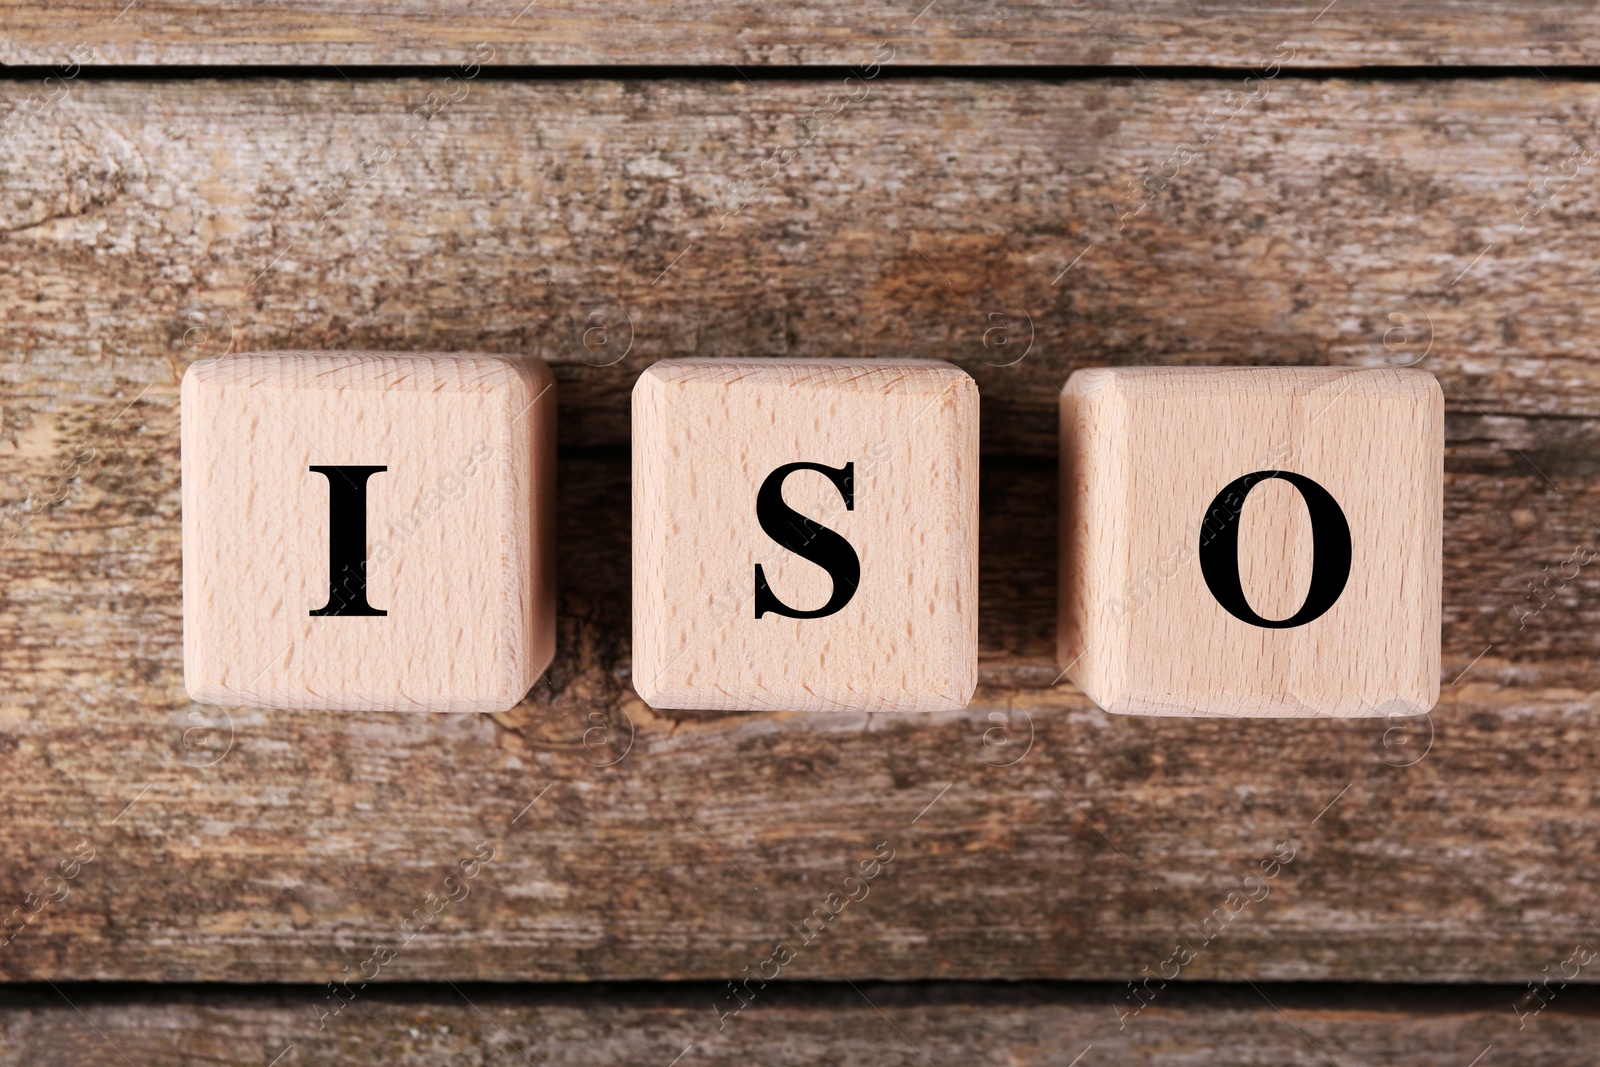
(633, 359), (978, 713)
(1059, 367), (1442, 718)
(181, 351), (555, 713)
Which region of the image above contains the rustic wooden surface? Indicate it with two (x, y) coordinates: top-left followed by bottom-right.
(3, 983), (1597, 1065)
(10, 1), (1600, 67)
(1, 80), (1597, 991)
(5, 79), (1600, 451)
(1, 434), (1596, 981)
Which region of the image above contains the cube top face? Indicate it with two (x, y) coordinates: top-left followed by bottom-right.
(632, 358), (978, 713)
(181, 351), (555, 713)
(1060, 366), (1443, 718)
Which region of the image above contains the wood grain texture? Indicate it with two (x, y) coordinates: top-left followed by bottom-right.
(181, 351), (555, 712)
(4, 78), (1600, 459)
(0, 77), (1597, 982)
(0, 433), (1597, 982)
(9, 1), (1600, 67)
(3, 983), (1597, 1066)
(632, 358), (977, 713)
(1060, 367), (1442, 717)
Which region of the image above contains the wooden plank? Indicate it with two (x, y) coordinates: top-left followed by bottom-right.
(7, 1), (1600, 67)
(3, 78), (1600, 459)
(2, 79), (1597, 981)
(1, 434), (1596, 981)
(2, 983), (1595, 1064)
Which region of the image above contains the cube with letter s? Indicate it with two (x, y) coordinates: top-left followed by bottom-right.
(632, 358), (978, 712)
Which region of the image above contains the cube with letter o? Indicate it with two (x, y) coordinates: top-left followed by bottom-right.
(632, 358), (978, 712)
(1058, 366), (1443, 717)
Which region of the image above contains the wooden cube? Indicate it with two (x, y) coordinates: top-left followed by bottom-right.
(632, 359), (978, 712)
(181, 351), (555, 713)
(1059, 367), (1442, 718)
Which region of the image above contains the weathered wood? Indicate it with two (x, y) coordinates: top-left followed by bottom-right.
(4, 78), (1600, 459)
(7, 1), (1600, 67)
(1, 428), (1597, 981)
(2, 78), (1598, 982)
(2, 983), (1595, 1065)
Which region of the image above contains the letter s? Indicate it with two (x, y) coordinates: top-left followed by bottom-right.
(753, 462), (861, 620)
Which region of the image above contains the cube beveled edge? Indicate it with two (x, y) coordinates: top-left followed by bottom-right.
(1059, 366), (1121, 401)
(180, 641), (543, 715)
(633, 356), (975, 392)
(1098, 680), (1440, 718)
(1057, 369), (1126, 711)
(1069, 655), (1440, 719)
(1070, 364), (1442, 401)
(183, 349), (546, 388)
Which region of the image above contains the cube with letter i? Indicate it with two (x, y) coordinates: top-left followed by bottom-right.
(181, 351), (555, 712)
(1058, 367), (1443, 717)
(632, 358), (979, 712)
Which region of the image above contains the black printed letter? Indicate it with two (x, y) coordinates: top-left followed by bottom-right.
(1197, 470), (1350, 629)
(309, 465), (387, 617)
(754, 462), (860, 620)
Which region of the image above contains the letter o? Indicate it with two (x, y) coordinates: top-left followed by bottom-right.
(1197, 471), (1351, 629)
